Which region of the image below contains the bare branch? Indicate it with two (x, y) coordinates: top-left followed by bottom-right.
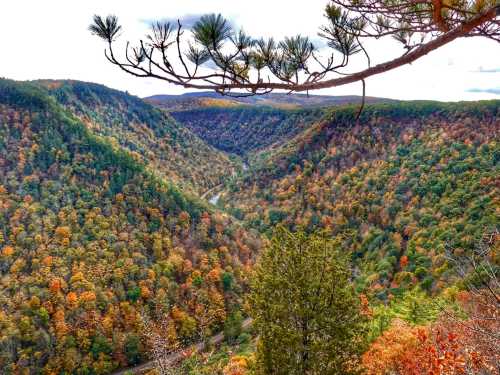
(90, 3), (499, 96)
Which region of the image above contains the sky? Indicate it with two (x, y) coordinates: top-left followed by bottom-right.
(1, 0), (499, 101)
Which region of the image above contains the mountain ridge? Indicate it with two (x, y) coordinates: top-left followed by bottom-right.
(145, 91), (393, 111)
(34, 80), (238, 195)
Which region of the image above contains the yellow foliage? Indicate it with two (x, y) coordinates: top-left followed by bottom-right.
(55, 226), (71, 240)
(223, 355), (249, 375)
(80, 291), (96, 303)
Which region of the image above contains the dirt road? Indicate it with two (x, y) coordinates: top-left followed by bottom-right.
(111, 318), (253, 375)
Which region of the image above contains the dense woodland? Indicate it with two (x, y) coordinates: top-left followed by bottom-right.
(0, 78), (498, 374)
(171, 107), (325, 156)
(192, 101), (499, 374)
(221, 102), (499, 297)
(0, 80), (261, 373)
(38, 80), (237, 195)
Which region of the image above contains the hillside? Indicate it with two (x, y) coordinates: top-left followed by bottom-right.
(145, 91), (390, 111)
(170, 106), (326, 156)
(0, 78), (498, 374)
(36, 80), (237, 195)
(221, 101), (500, 298)
(0, 80), (261, 374)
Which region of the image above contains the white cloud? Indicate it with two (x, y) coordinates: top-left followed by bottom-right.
(0, 0), (499, 101)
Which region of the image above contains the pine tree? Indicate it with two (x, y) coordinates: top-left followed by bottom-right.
(249, 226), (367, 375)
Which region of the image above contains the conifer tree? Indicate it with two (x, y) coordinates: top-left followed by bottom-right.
(90, 1), (499, 96)
(249, 226), (367, 375)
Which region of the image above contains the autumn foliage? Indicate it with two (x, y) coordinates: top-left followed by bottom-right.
(363, 291), (499, 375)
(0, 79), (261, 373)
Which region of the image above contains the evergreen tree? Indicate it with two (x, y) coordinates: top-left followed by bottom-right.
(249, 226), (367, 375)
(223, 310), (244, 344)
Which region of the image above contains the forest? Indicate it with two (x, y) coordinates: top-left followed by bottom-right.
(0, 78), (498, 374)
(0, 79), (261, 373)
(1, 0), (499, 372)
(172, 99), (500, 374)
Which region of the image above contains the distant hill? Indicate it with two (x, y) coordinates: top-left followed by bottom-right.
(170, 106), (327, 157)
(145, 91), (393, 111)
(146, 91), (394, 158)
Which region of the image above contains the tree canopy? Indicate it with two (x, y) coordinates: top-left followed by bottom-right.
(249, 226), (367, 375)
(90, 1), (499, 96)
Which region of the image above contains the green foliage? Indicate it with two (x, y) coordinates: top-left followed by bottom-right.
(223, 310), (244, 344)
(123, 334), (143, 365)
(250, 227), (367, 375)
(89, 15), (122, 42)
(38, 80), (236, 195)
(0, 79), (261, 373)
(91, 335), (113, 360)
(367, 288), (443, 341)
(268, 209), (287, 225)
(224, 100), (499, 297)
(222, 272), (234, 291)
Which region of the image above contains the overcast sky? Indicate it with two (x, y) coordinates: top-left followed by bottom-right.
(1, 0), (499, 101)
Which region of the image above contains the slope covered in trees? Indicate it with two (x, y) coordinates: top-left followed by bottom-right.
(0, 79), (261, 373)
(170, 106), (326, 156)
(37, 80), (237, 195)
(146, 92), (389, 112)
(0, 77), (498, 374)
(221, 101), (500, 298)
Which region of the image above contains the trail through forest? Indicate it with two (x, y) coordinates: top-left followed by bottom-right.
(112, 318), (253, 375)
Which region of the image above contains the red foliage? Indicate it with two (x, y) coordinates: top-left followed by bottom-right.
(400, 255), (409, 269)
(364, 292), (499, 375)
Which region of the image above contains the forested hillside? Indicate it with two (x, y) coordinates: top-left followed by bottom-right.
(0, 78), (498, 374)
(171, 107), (325, 156)
(146, 92), (389, 112)
(0, 80), (261, 374)
(221, 101), (499, 297)
(37, 80), (237, 195)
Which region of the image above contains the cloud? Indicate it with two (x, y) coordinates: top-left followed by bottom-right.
(471, 67), (500, 73)
(467, 87), (500, 95)
(140, 13), (236, 30)
(140, 14), (202, 29)
(2, 0), (500, 100)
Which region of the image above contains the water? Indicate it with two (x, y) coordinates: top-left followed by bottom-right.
(209, 192), (221, 205)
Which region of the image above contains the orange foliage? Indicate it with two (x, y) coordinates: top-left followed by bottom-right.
(53, 308), (68, 338)
(66, 292), (78, 307)
(55, 226), (71, 245)
(400, 255), (409, 268)
(363, 320), (421, 375)
(223, 355), (249, 375)
(363, 294), (498, 375)
(140, 286), (151, 299)
(207, 267), (221, 283)
(179, 211), (190, 224)
(42, 256), (53, 267)
(49, 278), (63, 294)
(1, 245), (14, 257)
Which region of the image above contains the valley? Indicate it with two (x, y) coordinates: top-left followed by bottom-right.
(0, 0), (499, 372)
(0, 79), (498, 374)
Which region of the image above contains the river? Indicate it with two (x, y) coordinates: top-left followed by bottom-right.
(209, 192), (221, 205)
